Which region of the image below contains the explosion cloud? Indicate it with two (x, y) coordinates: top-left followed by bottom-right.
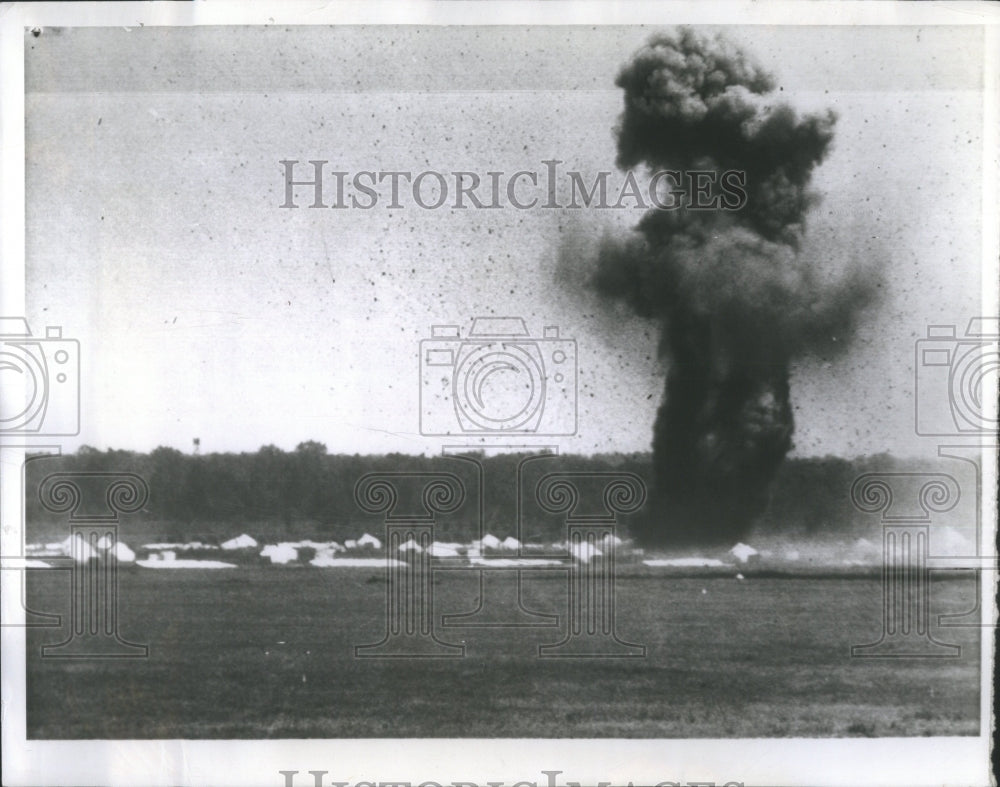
(593, 28), (877, 545)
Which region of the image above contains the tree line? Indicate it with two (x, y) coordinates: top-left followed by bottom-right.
(24, 443), (920, 544)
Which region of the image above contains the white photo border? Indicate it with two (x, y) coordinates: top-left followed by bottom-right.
(2, 3), (997, 786)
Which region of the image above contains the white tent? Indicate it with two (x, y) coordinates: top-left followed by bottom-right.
(261, 543), (298, 564)
(357, 533), (382, 549)
(221, 533), (258, 550)
(478, 534), (502, 550)
(96, 535), (136, 562)
(397, 538), (424, 554)
(60, 535), (98, 563)
(112, 542), (136, 563)
(428, 542), (460, 558)
(569, 541), (603, 564)
(308, 541), (346, 554)
(179, 541), (218, 551)
(730, 542), (760, 564)
(500, 536), (521, 551)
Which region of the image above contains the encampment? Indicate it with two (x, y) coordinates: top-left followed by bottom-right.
(261, 543), (299, 564)
(357, 533), (382, 549)
(601, 533), (624, 549)
(60, 535), (97, 563)
(569, 541), (603, 564)
(397, 538), (423, 554)
(477, 534), (502, 550)
(96, 535), (136, 563)
(221, 534), (258, 550)
(428, 542), (460, 558)
(730, 543), (760, 564)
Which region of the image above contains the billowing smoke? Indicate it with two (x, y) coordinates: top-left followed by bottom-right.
(592, 28), (878, 545)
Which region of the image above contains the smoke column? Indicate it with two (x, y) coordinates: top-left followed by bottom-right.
(592, 28), (877, 545)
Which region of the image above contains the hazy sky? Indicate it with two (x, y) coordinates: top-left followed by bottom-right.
(22, 24), (991, 458)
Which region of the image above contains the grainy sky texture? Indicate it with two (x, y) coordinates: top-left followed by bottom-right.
(23, 25), (988, 458)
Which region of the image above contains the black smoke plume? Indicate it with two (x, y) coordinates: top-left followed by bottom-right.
(592, 28), (878, 545)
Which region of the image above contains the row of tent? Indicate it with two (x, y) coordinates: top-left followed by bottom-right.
(257, 533), (628, 564)
(25, 535), (138, 564)
(25, 531), (766, 568)
(142, 532), (385, 552)
(24, 531), (634, 565)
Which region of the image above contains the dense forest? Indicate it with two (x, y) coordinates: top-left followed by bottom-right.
(23, 444), (938, 545)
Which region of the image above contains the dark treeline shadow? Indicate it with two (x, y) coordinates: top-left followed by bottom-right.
(24, 444), (926, 545)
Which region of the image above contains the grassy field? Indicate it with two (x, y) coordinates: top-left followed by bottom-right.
(24, 566), (981, 738)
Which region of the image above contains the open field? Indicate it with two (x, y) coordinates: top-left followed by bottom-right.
(25, 567), (981, 738)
